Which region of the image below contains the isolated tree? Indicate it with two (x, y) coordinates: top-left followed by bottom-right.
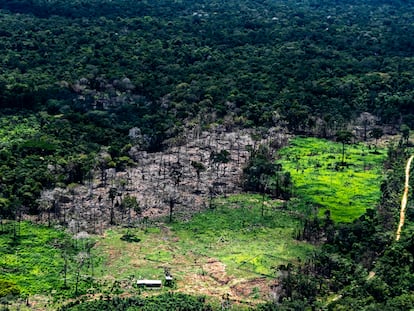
(243, 145), (276, 193)
(369, 127), (384, 149)
(74, 252), (88, 296)
(163, 186), (179, 223)
(336, 130), (354, 165)
(210, 150), (230, 177)
(208, 185), (217, 210)
(108, 187), (117, 225)
(278, 171), (293, 200)
(61, 251), (69, 289)
(356, 112), (377, 141)
(96, 148), (114, 186)
(121, 195), (140, 227)
(38, 191), (54, 227)
(169, 162), (183, 187)
(401, 124), (410, 146)
(259, 174), (270, 217)
(8, 199), (23, 240)
(191, 161), (206, 191)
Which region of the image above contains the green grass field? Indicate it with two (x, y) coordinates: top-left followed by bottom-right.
(0, 222), (67, 296)
(94, 194), (313, 302)
(278, 137), (386, 222)
(0, 221), (105, 311)
(172, 194), (312, 276)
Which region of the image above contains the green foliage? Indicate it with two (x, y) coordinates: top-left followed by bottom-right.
(273, 143), (414, 310)
(375, 242), (414, 296)
(384, 293), (414, 310)
(95, 195), (312, 284)
(369, 128), (384, 143)
(335, 130), (355, 164)
(58, 292), (213, 311)
(172, 194), (313, 276)
(0, 221), (100, 300)
(120, 195), (140, 215)
(0, 115), (40, 146)
(191, 161), (206, 172)
(243, 145), (278, 191)
(0, 112), (107, 213)
(400, 124), (411, 145)
(0, 0), (414, 131)
(278, 137), (385, 222)
(0, 221), (68, 295)
(335, 131), (354, 145)
(1, 0), (414, 308)
(19, 138), (57, 155)
(191, 161), (206, 183)
(0, 0), (414, 217)
(243, 145), (292, 199)
(0, 279), (20, 298)
(210, 150), (230, 164)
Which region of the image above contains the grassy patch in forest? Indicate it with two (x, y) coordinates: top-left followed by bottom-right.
(278, 137), (386, 223)
(95, 194), (312, 296)
(0, 222), (68, 296)
(172, 194), (312, 276)
(0, 221), (104, 311)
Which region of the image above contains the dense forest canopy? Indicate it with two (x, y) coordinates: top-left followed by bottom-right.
(0, 0), (413, 129)
(0, 0), (413, 217)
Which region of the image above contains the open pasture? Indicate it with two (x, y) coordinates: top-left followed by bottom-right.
(278, 137), (386, 222)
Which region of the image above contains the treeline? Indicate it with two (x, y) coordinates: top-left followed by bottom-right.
(58, 292), (214, 311)
(0, 0), (414, 130)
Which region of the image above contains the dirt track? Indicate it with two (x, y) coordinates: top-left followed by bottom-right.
(396, 155), (414, 241)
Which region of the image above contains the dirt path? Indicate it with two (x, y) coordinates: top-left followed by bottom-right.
(396, 155), (414, 241)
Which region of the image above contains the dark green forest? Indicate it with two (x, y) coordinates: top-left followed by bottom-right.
(1, 0), (414, 210)
(1, 0), (414, 309)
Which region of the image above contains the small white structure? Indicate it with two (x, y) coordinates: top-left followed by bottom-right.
(137, 280), (162, 288)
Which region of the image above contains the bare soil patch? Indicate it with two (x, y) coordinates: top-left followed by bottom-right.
(38, 127), (288, 234)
